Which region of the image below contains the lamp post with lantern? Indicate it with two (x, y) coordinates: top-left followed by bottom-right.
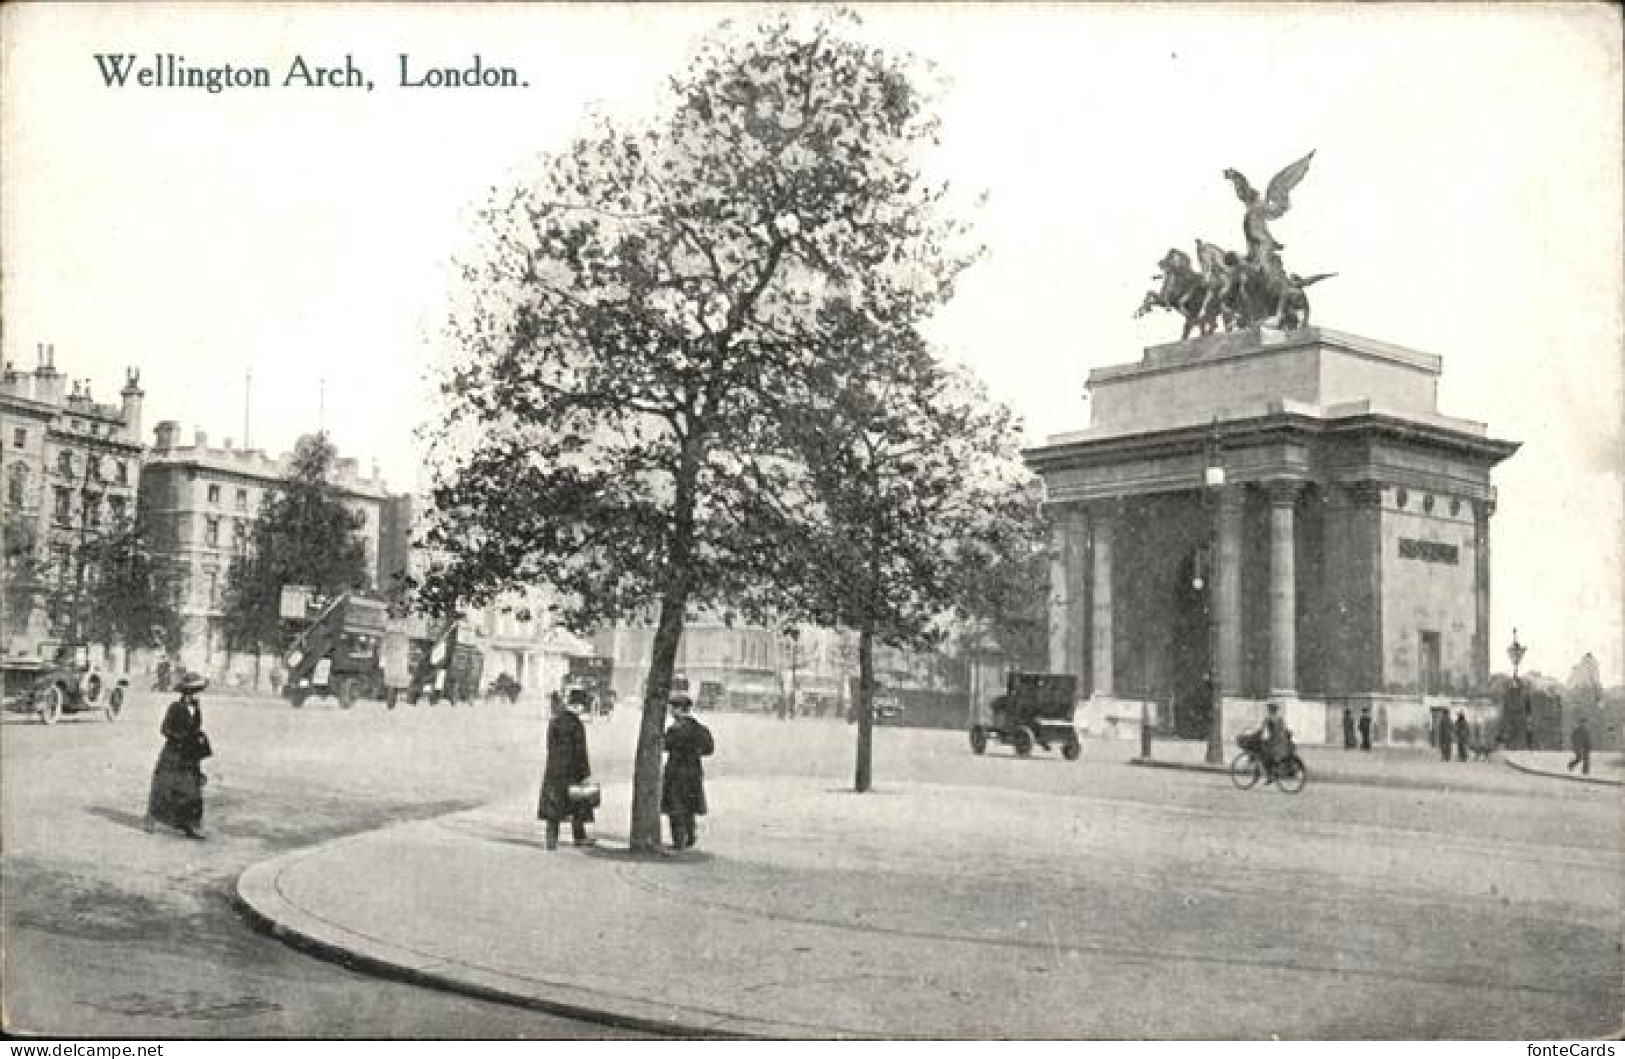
(1506, 628), (1528, 748)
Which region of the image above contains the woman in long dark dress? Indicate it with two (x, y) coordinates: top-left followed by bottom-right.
(537, 695), (593, 849)
(145, 672), (212, 839)
(661, 693), (713, 849)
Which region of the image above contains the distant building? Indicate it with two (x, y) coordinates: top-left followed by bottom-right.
(593, 615), (961, 719)
(137, 421), (392, 675)
(1, 344), (145, 653)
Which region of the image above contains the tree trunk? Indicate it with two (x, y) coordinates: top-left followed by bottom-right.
(632, 597), (685, 850)
(630, 425), (704, 850)
(855, 620), (875, 793)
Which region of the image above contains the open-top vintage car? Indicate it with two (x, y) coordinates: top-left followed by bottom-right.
(1, 641), (128, 724)
(970, 672), (1081, 759)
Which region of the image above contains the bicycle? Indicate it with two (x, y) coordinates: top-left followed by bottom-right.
(1231, 733), (1308, 794)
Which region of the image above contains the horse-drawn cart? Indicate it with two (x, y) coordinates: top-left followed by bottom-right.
(970, 672), (1081, 759)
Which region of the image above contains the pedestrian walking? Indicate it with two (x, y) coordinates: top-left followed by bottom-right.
(1436, 713), (1453, 762)
(1568, 717), (1592, 776)
(144, 672), (213, 839)
(1358, 707), (1372, 751)
(1342, 707), (1356, 750)
(1453, 710), (1470, 762)
(662, 692), (714, 850)
(537, 693), (594, 849)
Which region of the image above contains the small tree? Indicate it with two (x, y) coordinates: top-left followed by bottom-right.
(222, 433), (369, 655)
(77, 517), (183, 653)
(744, 326), (1028, 791)
(421, 11), (976, 848)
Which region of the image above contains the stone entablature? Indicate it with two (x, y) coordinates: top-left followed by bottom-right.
(1031, 410), (1512, 507)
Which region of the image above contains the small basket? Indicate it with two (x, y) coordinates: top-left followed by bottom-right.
(567, 782), (601, 808)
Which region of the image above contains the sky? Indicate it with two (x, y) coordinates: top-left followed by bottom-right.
(4, 2), (1621, 682)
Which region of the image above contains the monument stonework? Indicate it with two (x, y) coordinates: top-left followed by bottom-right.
(1024, 326), (1520, 747)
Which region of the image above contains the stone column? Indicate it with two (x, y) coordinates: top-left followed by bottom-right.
(1472, 497), (1494, 688)
(1265, 481), (1302, 698)
(1090, 505), (1115, 698)
(1053, 506), (1079, 678)
(1214, 487), (1244, 695)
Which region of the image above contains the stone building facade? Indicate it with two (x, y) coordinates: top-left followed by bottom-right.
(137, 421), (391, 679)
(1, 344), (145, 653)
(1024, 328), (1519, 747)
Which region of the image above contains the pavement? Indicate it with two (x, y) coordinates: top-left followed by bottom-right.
(234, 733), (1622, 1040)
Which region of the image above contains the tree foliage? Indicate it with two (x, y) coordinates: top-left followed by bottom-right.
(78, 518), (184, 652)
(737, 327), (1030, 789)
(222, 433), (369, 654)
(420, 11), (978, 846)
(3, 511), (51, 642)
(950, 477), (1050, 671)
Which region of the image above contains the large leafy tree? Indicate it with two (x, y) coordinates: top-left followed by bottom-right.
(420, 12), (977, 848)
(743, 326), (1028, 790)
(222, 433), (369, 654)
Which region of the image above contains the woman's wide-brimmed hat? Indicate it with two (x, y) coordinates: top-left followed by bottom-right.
(669, 692), (693, 712)
(177, 671), (209, 694)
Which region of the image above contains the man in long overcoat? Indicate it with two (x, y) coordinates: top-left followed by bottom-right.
(662, 693), (714, 849)
(1569, 717), (1592, 775)
(1453, 710), (1470, 762)
(538, 695), (593, 849)
(1358, 707), (1372, 751)
(1342, 707), (1356, 750)
(145, 672), (212, 839)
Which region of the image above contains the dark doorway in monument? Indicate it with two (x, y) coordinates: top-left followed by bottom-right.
(1168, 547), (1213, 740)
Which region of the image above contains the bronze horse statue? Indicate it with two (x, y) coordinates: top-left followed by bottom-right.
(1135, 248), (1223, 339)
(1138, 243), (1333, 336)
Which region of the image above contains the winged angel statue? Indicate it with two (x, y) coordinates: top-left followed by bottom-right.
(1136, 151), (1336, 339)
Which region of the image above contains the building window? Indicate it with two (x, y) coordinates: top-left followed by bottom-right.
(57, 451), (73, 476)
(7, 463), (26, 506)
(233, 520), (249, 554)
(235, 488), (248, 511)
(205, 517), (221, 548)
(116, 461), (128, 485)
(108, 495), (127, 526)
(207, 484), (221, 504)
(11, 427), (24, 448)
(206, 570), (219, 608)
(53, 486), (71, 524)
(83, 493), (101, 530)
(88, 454), (102, 481)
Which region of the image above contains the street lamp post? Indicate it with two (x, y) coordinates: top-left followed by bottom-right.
(1506, 628), (1528, 748)
(1202, 424), (1227, 765)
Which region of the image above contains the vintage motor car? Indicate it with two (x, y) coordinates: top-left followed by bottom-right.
(969, 672), (1081, 759)
(1, 641), (128, 724)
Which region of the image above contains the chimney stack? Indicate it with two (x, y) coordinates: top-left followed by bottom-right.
(120, 368), (144, 442)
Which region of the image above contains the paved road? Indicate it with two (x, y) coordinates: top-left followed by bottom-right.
(5, 693), (1619, 1038)
(1, 689), (647, 1038)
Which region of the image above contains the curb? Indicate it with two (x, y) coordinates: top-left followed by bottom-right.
(1126, 755), (1575, 796)
(1500, 755), (1622, 788)
(233, 833), (824, 1039)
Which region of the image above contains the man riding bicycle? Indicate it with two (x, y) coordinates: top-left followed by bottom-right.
(1256, 701), (1292, 784)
